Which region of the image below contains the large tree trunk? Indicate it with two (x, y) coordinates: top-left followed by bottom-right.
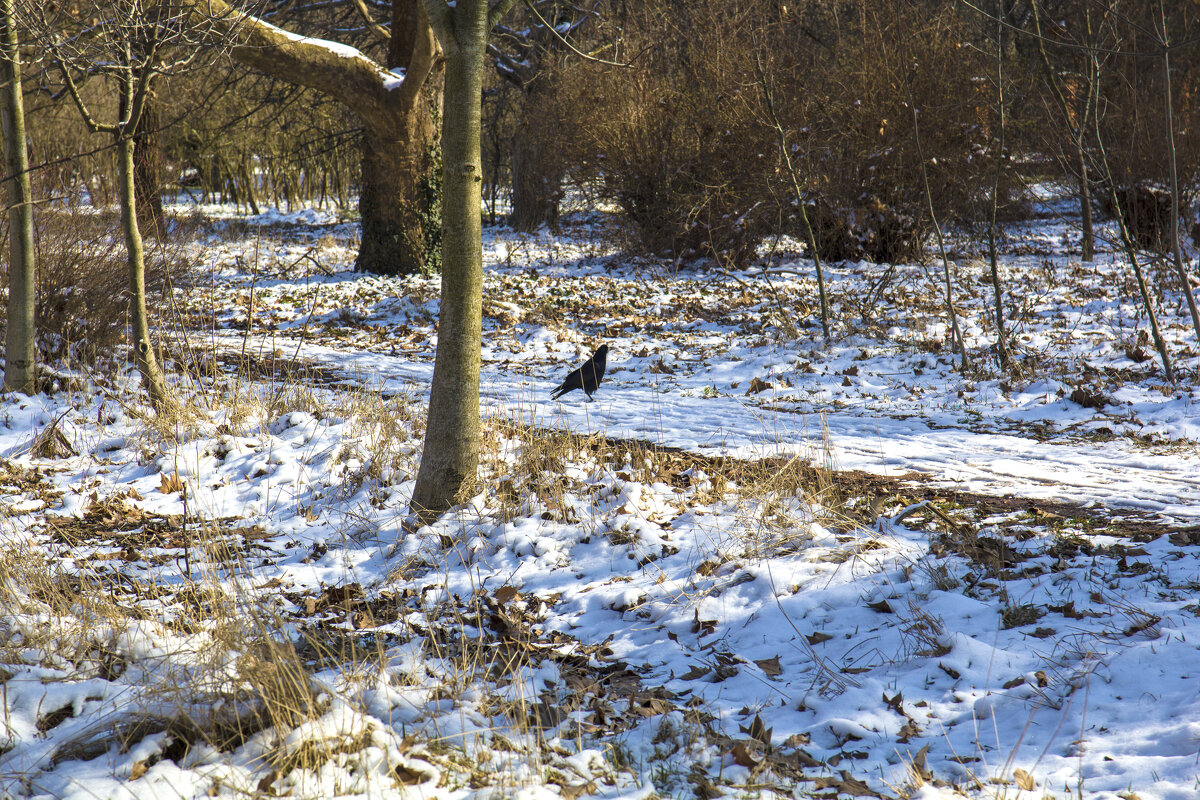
(1, 0), (35, 394)
(411, 0), (514, 520)
(355, 108), (440, 275)
(508, 82), (560, 232)
(356, 0), (442, 275)
(133, 86), (166, 240)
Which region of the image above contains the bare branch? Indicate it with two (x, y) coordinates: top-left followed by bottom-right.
(118, 35), (162, 133)
(522, 0), (645, 68)
(185, 0), (410, 129)
(55, 58), (116, 134)
(349, 0), (391, 43)
(488, 0), (520, 30)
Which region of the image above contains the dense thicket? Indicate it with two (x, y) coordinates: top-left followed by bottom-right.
(508, 0), (1199, 266)
(10, 0), (1200, 269)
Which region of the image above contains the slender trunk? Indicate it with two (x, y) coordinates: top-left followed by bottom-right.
(117, 79), (175, 413)
(1089, 48), (1174, 383)
(1076, 138), (1094, 261)
(1, 0), (35, 394)
(410, 23), (486, 519)
(1158, 8), (1200, 348)
(1076, 74), (1095, 262)
(238, 159), (260, 215)
(905, 73), (968, 370)
(1032, 1), (1094, 262)
(1107, 179), (1175, 383)
(756, 61), (829, 340)
(987, 2), (1009, 371)
(796, 199), (830, 341)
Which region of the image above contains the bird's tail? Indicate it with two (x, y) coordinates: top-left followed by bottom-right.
(550, 385), (566, 400)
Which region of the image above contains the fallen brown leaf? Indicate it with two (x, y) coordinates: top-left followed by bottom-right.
(159, 471), (184, 494)
(745, 376), (772, 395)
(493, 585), (519, 606)
(753, 656), (782, 678)
(730, 741), (761, 768)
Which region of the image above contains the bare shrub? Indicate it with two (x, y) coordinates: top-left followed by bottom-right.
(801, 199), (864, 263)
(799, 196), (925, 265)
(29, 205), (132, 359)
(0, 199), (195, 366)
(553, 1), (1015, 267)
(558, 0), (778, 265)
(772, 5), (1016, 265)
(1055, 3), (1200, 255)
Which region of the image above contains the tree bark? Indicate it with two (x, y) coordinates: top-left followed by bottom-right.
(186, 0), (442, 275)
(133, 86), (166, 240)
(356, 97), (440, 275)
(508, 80), (560, 232)
(1, 0), (35, 394)
(411, 0), (516, 521)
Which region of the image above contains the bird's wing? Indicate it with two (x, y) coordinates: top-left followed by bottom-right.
(551, 368), (582, 398)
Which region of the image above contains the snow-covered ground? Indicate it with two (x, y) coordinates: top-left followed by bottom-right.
(1, 195), (1199, 799)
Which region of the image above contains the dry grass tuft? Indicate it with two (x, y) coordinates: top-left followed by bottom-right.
(0, 525), (333, 776)
(335, 390), (425, 495)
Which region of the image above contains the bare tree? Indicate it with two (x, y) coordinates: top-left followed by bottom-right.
(1031, 0), (1096, 262)
(186, 0), (444, 276)
(489, 0), (596, 231)
(1153, 0), (1200, 349)
(410, 0), (518, 522)
(1, 0), (34, 394)
(26, 0), (223, 413)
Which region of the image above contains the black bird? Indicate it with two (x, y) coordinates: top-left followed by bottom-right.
(551, 344), (609, 402)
